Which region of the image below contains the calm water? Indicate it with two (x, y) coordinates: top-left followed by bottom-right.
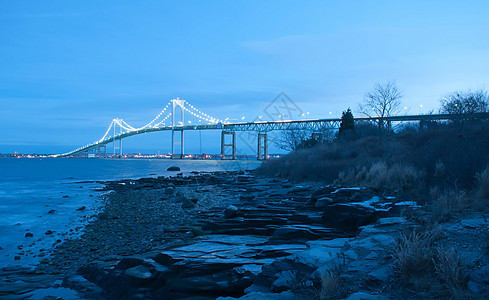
(0, 158), (261, 267)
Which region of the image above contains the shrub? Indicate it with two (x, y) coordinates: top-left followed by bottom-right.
(337, 161), (424, 193)
(392, 230), (437, 289)
(434, 248), (469, 298)
(429, 189), (467, 223)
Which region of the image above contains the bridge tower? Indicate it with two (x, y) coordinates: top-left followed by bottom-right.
(171, 98), (185, 159)
(112, 118), (123, 158)
(257, 133), (268, 160)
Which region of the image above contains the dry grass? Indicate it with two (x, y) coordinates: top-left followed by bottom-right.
(337, 161), (424, 193)
(392, 229), (437, 289)
(391, 228), (473, 298)
(476, 164), (489, 200)
(260, 121), (489, 197)
(429, 188), (467, 223)
(433, 248), (470, 299)
(318, 258), (345, 300)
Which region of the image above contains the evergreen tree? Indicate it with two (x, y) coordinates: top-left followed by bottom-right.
(339, 108), (354, 135)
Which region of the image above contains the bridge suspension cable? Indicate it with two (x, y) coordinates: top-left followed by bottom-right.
(182, 100), (224, 123)
(61, 98), (228, 157)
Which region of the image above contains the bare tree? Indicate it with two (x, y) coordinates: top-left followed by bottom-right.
(275, 130), (311, 152)
(359, 81), (403, 118)
(440, 89), (489, 115)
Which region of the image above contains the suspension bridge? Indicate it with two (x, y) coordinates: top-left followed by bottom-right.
(54, 98), (489, 160)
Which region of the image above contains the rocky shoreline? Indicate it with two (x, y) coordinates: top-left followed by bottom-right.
(1, 170), (488, 299)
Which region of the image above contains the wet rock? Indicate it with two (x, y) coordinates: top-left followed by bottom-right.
(45, 230), (54, 235)
(77, 206), (86, 211)
(25, 232), (34, 238)
(165, 187), (175, 194)
(48, 209), (56, 214)
(167, 166), (180, 171)
(14, 256), (21, 260)
(63, 195), (70, 198)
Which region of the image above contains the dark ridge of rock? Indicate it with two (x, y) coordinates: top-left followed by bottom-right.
(167, 166), (180, 171)
(32, 172), (400, 300)
(322, 203), (379, 234)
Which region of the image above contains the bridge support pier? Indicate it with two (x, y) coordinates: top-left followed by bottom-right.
(257, 133), (268, 160)
(171, 129), (184, 159)
(221, 131), (236, 160)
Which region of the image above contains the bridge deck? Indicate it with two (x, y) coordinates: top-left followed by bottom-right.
(57, 112), (489, 157)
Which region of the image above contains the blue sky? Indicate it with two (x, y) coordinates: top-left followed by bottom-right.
(1, 1), (488, 154)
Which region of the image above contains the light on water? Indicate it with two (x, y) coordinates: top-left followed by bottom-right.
(0, 158), (261, 267)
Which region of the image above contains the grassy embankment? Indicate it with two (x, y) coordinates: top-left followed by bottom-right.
(258, 120), (489, 298)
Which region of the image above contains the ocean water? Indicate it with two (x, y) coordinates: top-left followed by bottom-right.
(0, 158), (261, 267)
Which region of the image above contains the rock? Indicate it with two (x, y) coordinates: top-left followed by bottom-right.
(167, 166), (180, 171)
(62, 275), (104, 298)
(14, 256), (20, 260)
(270, 225), (332, 242)
(116, 257), (147, 270)
(124, 265), (153, 280)
(25, 232), (34, 238)
(165, 187), (175, 194)
(45, 230), (54, 235)
(460, 217), (488, 229)
(217, 290), (299, 300)
(271, 270), (297, 292)
(224, 205), (240, 218)
(181, 198), (198, 209)
(77, 206), (86, 211)
(366, 266), (390, 289)
(240, 195), (256, 202)
(323, 204), (378, 233)
(315, 197), (333, 208)
(469, 265), (489, 286)
(345, 292), (389, 300)
(48, 209), (56, 214)
(63, 195), (70, 198)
